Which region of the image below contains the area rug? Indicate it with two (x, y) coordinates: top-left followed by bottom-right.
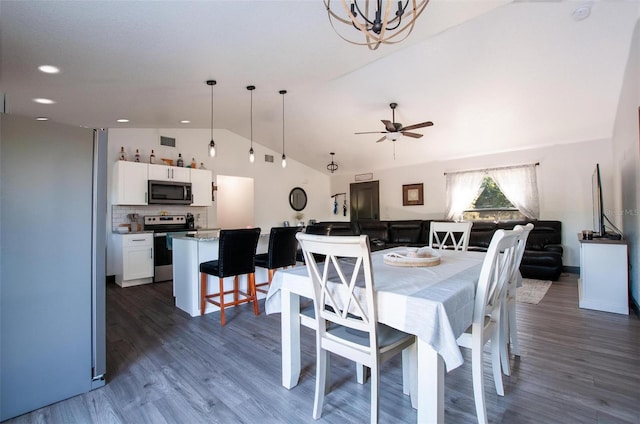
(516, 278), (552, 304)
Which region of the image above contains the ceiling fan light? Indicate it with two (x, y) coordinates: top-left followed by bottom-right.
(386, 132), (402, 141)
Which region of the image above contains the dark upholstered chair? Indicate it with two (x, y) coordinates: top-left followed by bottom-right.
(199, 227), (261, 326)
(254, 226), (300, 294)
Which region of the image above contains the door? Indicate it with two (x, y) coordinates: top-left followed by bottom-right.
(350, 181), (380, 221)
(1, 114), (103, 420)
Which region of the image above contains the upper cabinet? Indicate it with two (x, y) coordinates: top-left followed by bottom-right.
(148, 163), (190, 182)
(190, 168), (212, 207)
(113, 161), (148, 205)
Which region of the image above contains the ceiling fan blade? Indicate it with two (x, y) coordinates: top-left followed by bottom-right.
(401, 132), (423, 139)
(381, 120), (396, 132)
(375, 136), (387, 143)
(399, 121), (434, 131)
(355, 131), (386, 135)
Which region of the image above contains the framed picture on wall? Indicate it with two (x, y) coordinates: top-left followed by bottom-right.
(403, 183), (424, 206)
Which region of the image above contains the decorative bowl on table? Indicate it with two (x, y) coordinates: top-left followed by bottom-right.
(383, 247), (441, 267)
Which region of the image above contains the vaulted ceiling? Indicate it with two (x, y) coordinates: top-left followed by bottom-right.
(1, 1), (638, 174)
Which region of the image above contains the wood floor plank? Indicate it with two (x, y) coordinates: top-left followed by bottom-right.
(4, 273), (640, 424)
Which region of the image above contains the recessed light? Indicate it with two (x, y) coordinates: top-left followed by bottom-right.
(116, 119), (130, 123)
(180, 120), (191, 124)
(572, 2), (592, 21)
(33, 98), (55, 104)
(35, 117), (49, 121)
(38, 65), (60, 74)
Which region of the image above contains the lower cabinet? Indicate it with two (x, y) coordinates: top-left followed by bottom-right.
(578, 237), (629, 314)
(112, 233), (154, 287)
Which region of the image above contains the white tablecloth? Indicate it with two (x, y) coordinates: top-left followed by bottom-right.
(265, 247), (484, 371)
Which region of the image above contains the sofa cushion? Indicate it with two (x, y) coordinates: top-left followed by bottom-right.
(358, 221), (389, 242)
(469, 221), (497, 250)
(389, 221), (423, 244)
(327, 222), (357, 236)
(419, 220), (433, 244)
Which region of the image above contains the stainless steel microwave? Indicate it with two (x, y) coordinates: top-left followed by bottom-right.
(148, 180), (192, 205)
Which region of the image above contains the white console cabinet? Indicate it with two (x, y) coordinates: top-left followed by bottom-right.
(112, 233), (154, 287)
(578, 236), (629, 314)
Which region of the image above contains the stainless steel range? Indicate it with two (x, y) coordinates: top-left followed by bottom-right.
(143, 214), (195, 282)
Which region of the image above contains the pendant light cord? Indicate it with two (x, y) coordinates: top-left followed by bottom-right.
(210, 83), (214, 140)
(250, 88), (253, 149)
(281, 91), (285, 155)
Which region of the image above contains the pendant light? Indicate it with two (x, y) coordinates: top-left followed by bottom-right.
(207, 80), (217, 158)
(280, 89), (287, 168)
(247, 85), (256, 163)
(327, 152), (338, 173)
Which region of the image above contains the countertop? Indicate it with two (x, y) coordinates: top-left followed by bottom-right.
(112, 230), (154, 235)
(175, 231), (269, 241)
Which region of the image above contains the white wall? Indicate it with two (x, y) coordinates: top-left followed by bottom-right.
(331, 139), (614, 268)
(107, 128), (332, 230)
(612, 13), (640, 308)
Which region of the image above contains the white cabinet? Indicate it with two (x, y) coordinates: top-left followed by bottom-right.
(112, 233), (154, 287)
(148, 163), (190, 182)
(190, 168), (212, 206)
(578, 237), (629, 314)
(113, 161), (148, 205)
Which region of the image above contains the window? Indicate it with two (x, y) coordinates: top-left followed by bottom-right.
(445, 163), (539, 221)
(462, 176), (524, 221)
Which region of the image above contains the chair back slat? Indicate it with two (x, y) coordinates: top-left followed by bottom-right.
(429, 221), (473, 251)
(297, 234), (376, 344)
(474, 227), (522, 324)
(509, 223), (534, 283)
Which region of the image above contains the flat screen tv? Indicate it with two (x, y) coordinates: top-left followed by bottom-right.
(592, 163), (605, 237)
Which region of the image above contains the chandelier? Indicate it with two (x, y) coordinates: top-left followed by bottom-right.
(324, 0), (430, 50)
(327, 152), (338, 173)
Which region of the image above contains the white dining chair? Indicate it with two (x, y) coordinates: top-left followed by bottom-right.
(296, 233), (416, 424)
(500, 223), (534, 376)
(429, 221), (473, 251)
(456, 227), (522, 424)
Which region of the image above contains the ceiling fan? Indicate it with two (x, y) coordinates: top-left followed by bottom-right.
(355, 102), (433, 142)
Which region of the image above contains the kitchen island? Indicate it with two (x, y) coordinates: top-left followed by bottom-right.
(172, 232), (269, 317)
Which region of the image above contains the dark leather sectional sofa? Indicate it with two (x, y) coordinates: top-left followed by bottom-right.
(305, 219), (564, 281)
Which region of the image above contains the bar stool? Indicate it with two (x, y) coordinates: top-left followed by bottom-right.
(199, 227), (261, 326)
(254, 226), (300, 294)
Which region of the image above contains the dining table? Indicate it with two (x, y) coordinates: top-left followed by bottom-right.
(265, 246), (485, 424)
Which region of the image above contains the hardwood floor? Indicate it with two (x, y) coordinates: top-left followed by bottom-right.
(5, 273), (640, 423)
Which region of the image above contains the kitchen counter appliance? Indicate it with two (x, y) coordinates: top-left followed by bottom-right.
(143, 215), (195, 282)
(148, 180), (192, 205)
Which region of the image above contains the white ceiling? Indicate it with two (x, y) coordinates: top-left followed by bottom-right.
(1, 1), (638, 174)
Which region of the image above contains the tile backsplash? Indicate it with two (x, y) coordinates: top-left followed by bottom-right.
(112, 205), (210, 231)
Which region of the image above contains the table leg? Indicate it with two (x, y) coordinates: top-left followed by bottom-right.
(415, 338), (444, 424)
(281, 288), (301, 389)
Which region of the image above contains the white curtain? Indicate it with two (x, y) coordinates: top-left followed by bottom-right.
(445, 171), (485, 220)
(488, 164), (539, 219)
